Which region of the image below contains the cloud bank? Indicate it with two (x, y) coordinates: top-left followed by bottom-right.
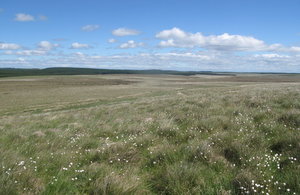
(1, 27), (299, 72)
(1, 51), (299, 73)
(156, 27), (300, 53)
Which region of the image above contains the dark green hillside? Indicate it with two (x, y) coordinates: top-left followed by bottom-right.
(0, 67), (233, 77)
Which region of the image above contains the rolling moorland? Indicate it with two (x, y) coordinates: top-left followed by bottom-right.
(0, 68), (231, 78)
(0, 72), (299, 194)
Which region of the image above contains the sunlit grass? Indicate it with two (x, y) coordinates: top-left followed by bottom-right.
(0, 75), (299, 194)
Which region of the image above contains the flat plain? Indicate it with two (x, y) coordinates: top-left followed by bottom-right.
(0, 74), (299, 194)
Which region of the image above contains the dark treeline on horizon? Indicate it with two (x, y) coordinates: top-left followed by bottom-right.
(0, 67), (298, 78)
(0, 67), (235, 77)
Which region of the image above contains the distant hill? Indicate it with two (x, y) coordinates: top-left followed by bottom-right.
(0, 67), (235, 77)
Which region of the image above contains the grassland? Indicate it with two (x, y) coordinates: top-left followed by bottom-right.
(0, 67), (227, 78)
(0, 74), (299, 194)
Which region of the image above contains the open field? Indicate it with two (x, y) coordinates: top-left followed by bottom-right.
(0, 74), (300, 194)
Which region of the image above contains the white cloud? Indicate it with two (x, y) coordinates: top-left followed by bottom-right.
(70, 42), (90, 49)
(1, 41), (57, 56)
(119, 40), (144, 49)
(156, 27), (268, 51)
(14, 13), (47, 22)
(156, 28), (187, 40)
(16, 50), (47, 56)
(206, 33), (267, 51)
(1, 51), (299, 72)
(3, 50), (47, 56)
(254, 53), (290, 59)
(73, 52), (86, 57)
(267, 45), (300, 53)
(112, 28), (140, 36)
(108, 38), (117, 43)
(14, 13), (35, 21)
(155, 52), (212, 60)
(81, 24), (100, 32)
(290, 46), (300, 52)
(38, 41), (59, 50)
(0, 43), (21, 50)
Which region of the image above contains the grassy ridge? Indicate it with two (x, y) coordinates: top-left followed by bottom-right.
(0, 75), (299, 194)
(0, 67), (230, 77)
(2, 67), (298, 78)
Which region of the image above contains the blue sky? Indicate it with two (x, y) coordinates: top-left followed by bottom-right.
(0, 0), (300, 72)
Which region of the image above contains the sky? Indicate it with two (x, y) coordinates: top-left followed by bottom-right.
(0, 0), (300, 72)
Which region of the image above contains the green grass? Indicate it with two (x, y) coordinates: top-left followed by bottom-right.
(0, 74), (299, 194)
(0, 67), (232, 78)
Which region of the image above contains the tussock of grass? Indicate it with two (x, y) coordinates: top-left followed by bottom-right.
(0, 75), (300, 194)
